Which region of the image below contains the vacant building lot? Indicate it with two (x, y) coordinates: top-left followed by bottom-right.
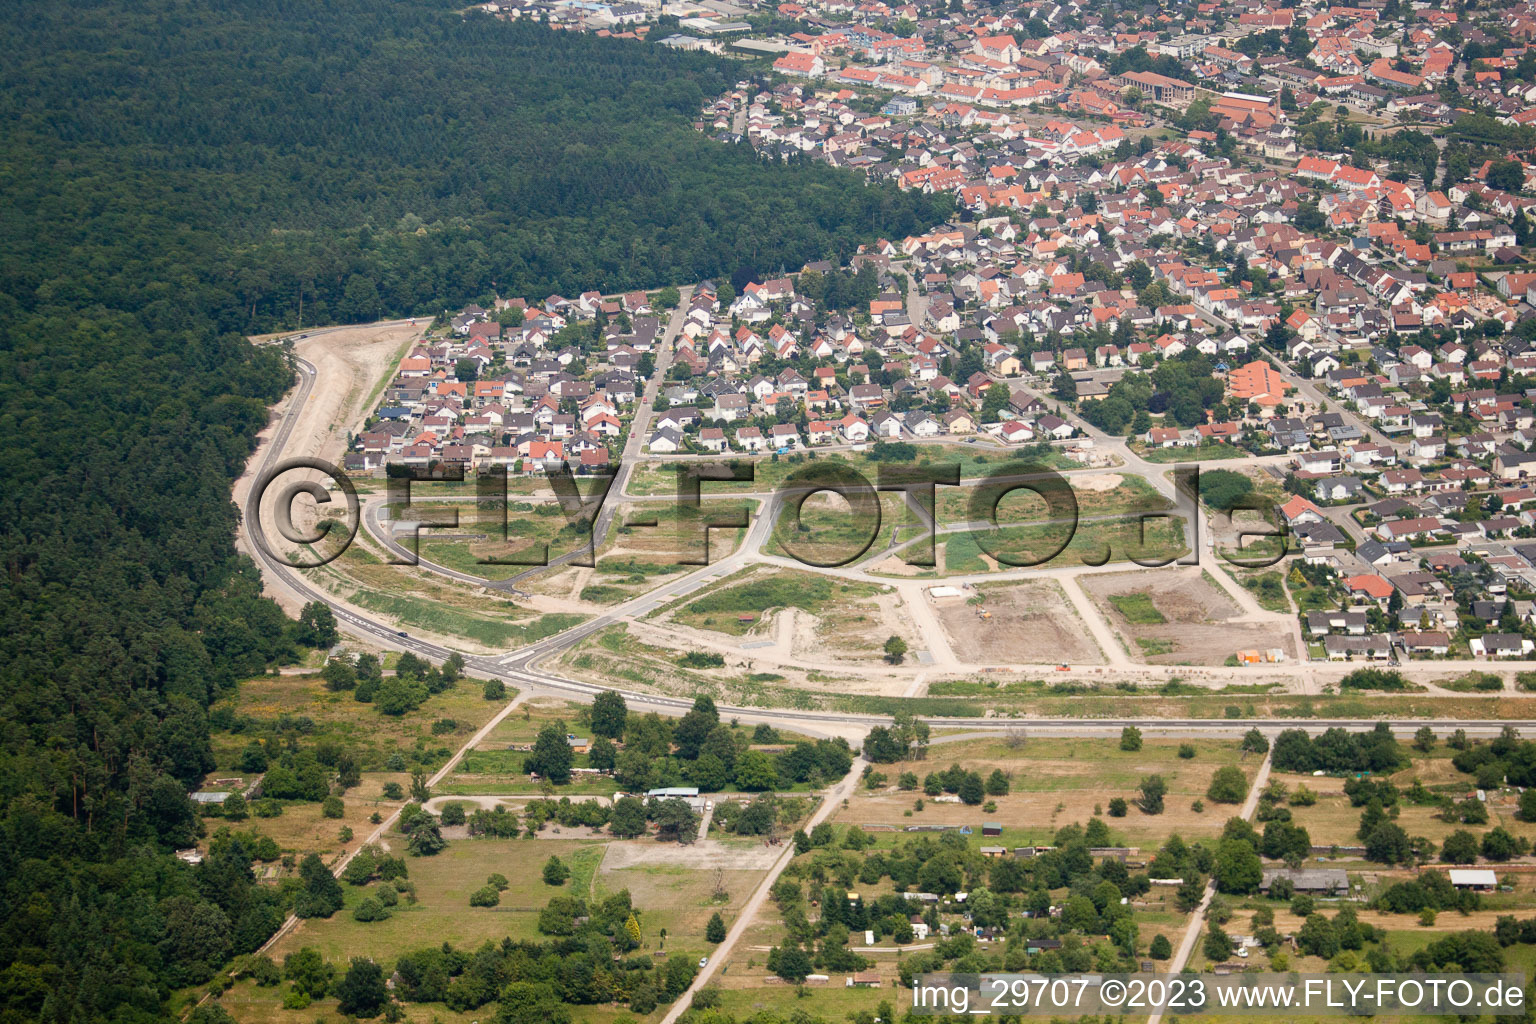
(606, 499), (757, 565)
(934, 471), (1170, 526)
(1083, 567), (1294, 665)
(768, 491), (911, 566)
(939, 514), (1188, 573)
(659, 567), (914, 665)
(932, 580), (1105, 665)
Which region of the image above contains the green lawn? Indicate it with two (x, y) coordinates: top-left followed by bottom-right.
(939, 515), (1187, 573)
(347, 589), (586, 648)
(1139, 441), (1245, 463)
(670, 569), (885, 636)
(1109, 592), (1167, 624)
(271, 838), (607, 963)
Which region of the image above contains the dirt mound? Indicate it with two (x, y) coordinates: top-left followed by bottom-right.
(1074, 473), (1124, 493)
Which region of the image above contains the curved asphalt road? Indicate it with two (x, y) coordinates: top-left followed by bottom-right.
(245, 333), (1536, 737)
(236, 330), (1536, 1016)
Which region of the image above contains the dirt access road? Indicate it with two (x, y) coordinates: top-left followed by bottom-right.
(1150, 749), (1273, 1024)
(659, 757), (868, 1024)
(234, 319), (421, 613)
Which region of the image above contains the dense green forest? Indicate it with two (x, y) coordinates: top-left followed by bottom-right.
(0, 0), (945, 1020)
(3, 0), (947, 328)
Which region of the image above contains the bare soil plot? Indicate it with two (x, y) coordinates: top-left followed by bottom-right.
(235, 321), (422, 613)
(809, 590), (923, 662)
(932, 580), (1105, 665)
(1082, 567), (1294, 665)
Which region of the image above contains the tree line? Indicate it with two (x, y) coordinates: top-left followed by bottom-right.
(0, 0), (941, 1016)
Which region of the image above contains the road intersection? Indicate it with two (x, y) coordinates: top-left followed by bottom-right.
(241, 316), (1533, 732)
(240, 346), (1532, 738)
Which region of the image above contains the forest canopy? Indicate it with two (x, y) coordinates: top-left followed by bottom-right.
(0, 1), (943, 1020)
(2, 0), (948, 331)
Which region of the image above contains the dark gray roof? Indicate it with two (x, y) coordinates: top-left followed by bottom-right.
(1261, 867), (1348, 892)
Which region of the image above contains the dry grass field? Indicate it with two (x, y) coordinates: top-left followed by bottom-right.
(835, 736), (1256, 847)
